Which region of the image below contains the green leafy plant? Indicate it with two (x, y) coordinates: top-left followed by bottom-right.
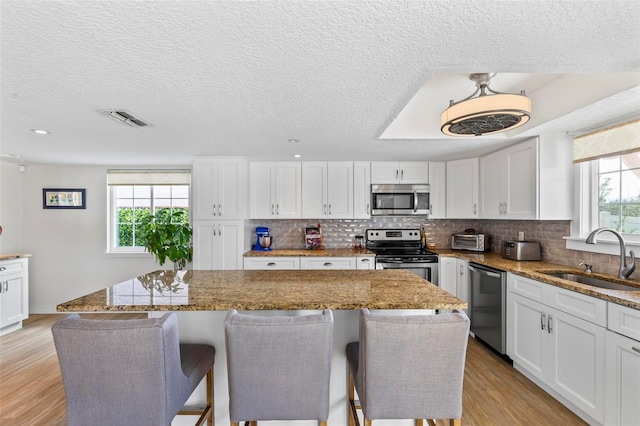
(138, 213), (193, 270)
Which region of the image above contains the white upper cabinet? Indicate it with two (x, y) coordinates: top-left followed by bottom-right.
(192, 157), (246, 220)
(428, 161), (446, 219)
(249, 162), (302, 219)
(370, 162), (429, 184)
(446, 158), (478, 218)
(479, 138), (537, 219)
(302, 162), (353, 219)
(353, 161), (371, 219)
(478, 135), (573, 220)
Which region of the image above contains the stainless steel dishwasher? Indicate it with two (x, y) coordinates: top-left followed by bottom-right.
(468, 262), (507, 356)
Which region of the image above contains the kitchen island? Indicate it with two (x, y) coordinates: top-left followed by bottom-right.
(57, 269), (465, 426)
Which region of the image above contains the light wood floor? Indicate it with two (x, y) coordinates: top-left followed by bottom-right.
(0, 314), (586, 425)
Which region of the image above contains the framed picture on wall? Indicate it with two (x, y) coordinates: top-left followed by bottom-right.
(42, 188), (86, 209)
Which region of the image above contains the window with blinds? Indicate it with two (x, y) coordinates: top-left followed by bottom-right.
(107, 170), (191, 252)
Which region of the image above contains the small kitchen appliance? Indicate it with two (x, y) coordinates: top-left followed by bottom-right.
(502, 241), (541, 261)
(253, 227), (273, 251)
(451, 233), (490, 252)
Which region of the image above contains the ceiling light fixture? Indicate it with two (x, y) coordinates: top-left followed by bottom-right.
(31, 129), (49, 134)
(288, 139), (301, 144)
(292, 154), (302, 158)
(440, 73), (531, 137)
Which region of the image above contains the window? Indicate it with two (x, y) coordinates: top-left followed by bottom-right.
(107, 170), (190, 253)
(596, 153), (640, 234)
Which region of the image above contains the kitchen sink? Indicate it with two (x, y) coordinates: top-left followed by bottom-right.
(542, 272), (640, 291)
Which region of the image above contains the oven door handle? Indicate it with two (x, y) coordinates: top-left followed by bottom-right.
(377, 259), (404, 264)
(468, 265), (502, 278)
(413, 191), (418, 212)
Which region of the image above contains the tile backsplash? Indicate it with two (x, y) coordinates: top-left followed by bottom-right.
(247, 218), (635, 279)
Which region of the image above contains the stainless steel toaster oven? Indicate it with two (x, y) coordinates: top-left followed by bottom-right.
(451, 234), (490, 252)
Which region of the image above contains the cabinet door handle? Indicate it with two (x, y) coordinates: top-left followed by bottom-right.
(366, 203), (370, 214)
(401, 169), (404, 181)
(473, 203), (477, 215)
(395, 170), (399, 181)
(271, 204), (275, 215)
(0, 266), (5, 272)
(218, 204), (222, 216)
(361, 258), (370, 262)
(541, 313), (546, 330)
(547, 315), (553, 333)
(323, 262), (333, 267)
(328, 204), (332, 215)
(213, 226), (216, 236)
(3, 281), (7, 292)
(324, 204), (327, 215)
(213, 205), (217, 216)
(218, 224), (222, 236)
(267, 262), (276, 267)
(632, 347), (640, 354)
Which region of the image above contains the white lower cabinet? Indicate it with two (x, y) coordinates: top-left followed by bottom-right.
(439, 257), (468, 314)
(244, 256), (372, 270)
(193, 221), (243, 270)
(0, 258), (29, 335)
(243, 257), (301, 270)
(507, 274), (606, 424)
(355, 256), (375, 270)
(300, 257), (356, 270)
(605, 304), (640, 425)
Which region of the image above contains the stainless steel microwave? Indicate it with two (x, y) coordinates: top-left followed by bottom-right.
(371, 184), (431, 216)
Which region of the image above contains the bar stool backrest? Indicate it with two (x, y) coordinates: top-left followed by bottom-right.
(224, 309), (334, 423)
(357, 309), (470, 420)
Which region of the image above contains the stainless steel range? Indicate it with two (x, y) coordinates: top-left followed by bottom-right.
(366, 229), (439, 285)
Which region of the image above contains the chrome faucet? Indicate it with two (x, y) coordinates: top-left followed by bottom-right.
(585, 227), (636, 279)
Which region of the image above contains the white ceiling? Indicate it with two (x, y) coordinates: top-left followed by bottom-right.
(1, 0), (639, 166)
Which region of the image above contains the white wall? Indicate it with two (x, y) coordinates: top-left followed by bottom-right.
(0, 161), (26, 253)
(22, 164), (160, 313)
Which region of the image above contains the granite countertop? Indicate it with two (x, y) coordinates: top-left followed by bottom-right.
(56, 269), (466, 312)
(437, 250), (640, 310)
(0, 254), (32, 261)
(243, 248), (375, 257)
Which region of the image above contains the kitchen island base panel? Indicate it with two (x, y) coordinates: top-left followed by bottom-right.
(164, 310), (434, 426)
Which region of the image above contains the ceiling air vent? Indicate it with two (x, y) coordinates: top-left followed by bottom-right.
(99, 110), (150, 127)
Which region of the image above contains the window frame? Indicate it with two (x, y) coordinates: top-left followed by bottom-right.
(106, 171), (191, 255)
(566, 155), (640, 255)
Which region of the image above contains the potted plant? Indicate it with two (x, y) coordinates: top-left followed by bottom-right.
(138, 213), (193, 270)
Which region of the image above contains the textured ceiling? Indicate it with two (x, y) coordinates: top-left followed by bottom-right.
(1, 0), (639, 166)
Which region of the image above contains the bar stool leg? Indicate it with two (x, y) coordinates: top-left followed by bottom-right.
(415, 419), (424, 426)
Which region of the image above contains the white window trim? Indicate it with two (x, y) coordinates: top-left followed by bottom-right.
(106, 170), (191, 254)
(565, 159), (640, 255)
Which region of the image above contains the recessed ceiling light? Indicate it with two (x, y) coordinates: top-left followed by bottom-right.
(288, 139), (301, 144)
(31, 129), (49, 135)
(293, 154), (302, 158)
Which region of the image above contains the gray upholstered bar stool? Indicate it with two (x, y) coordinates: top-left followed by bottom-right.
(52, 313), (215, 426)
(346, 308), (470, 426)
(224, 309), (334, 426)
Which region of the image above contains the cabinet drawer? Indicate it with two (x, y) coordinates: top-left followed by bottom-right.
(547, 286), (607, 326)
(300, 257), (356, 270)
(508, 273), (548, 303)
(243, 257), (300, 270)
(0, 259), (27, 276)
(355, 257), (375, 270)
(608, 303), (640, 341)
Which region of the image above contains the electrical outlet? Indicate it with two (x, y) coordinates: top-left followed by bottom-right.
(518, 231), (525, 241)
